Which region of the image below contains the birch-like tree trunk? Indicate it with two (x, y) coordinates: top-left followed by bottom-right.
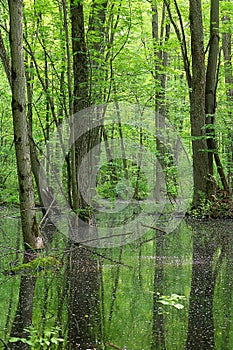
(8, 0), (42, 250)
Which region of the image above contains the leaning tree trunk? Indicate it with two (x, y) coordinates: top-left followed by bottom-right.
(189, 0), (211, 207)
(8, 0), (42, 250)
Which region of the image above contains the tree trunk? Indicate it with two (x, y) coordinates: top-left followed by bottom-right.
(151, 4), (168, 349)
(70, 0), (89, 210)
(222, 14), (233, 191)
(189, 0), (210, 207)
(88, 0), (108, 104)
(71, 0), (89, 113)
(0, 29), (11, 87)
(8, 0), (42, 250)
(205, 0), (229, 193)
(68, 4), (102, 348)
(205, 0), (219, 176)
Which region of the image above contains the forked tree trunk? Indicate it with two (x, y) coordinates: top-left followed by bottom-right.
(8, 0), (42, 250)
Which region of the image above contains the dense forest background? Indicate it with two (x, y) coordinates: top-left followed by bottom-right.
(1, 1), (233, 350)
(0, 0), (232, 209)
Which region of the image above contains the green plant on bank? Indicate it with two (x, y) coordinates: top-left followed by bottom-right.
(9, 325), (64, 349)
(189, 191), (213, 218)
(3, 256), (60, 276)
(156, 293), (186, 314)
(188, 189), (233, 219)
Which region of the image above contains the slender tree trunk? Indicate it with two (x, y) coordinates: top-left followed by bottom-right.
(0, 29), (11, 87)
(88, 0), (108, 104)
(205, 0), (229, 193)
(222, 14), (233, 191)
(151, 4), (168, 349)
(8, 0), (42, 250)
(205, 0), (219, 176)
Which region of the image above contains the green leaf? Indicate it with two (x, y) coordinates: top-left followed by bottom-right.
(9, 337), (21, 342)
(173, 303), (184, 310)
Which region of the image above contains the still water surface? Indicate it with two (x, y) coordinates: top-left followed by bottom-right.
(0, 207), (233, 349)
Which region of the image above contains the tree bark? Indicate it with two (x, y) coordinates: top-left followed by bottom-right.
(0, 29), (11, 87)
(68, 4), (102, 348)
(71, 0), (89, 113)
(205, 0), (229, 193)
(70, 0), (89, 210)
(222, 14), (233, 191)
(8, 0), (42, 250)
(205, 0), (219, 176)
(189, 0), (210, 207)
(88, 0), (108, 104)
(151, 4), (168, 349)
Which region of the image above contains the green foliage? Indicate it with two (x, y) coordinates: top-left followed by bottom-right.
(9, 325), (64, 349)
(3, 256), (60, 276)
(96, 158), (148, 200)
(156, 293), (186, 314)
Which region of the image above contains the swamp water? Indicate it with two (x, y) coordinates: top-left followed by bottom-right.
(0, 207), (233, 350)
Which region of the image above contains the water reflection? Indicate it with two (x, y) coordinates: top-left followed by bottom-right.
(8, 272), (36, 350)
(1, 211), (233, 349)
(186, 221), (217, 350)
(151, 235), (166, 350)
(67, 245), (101, 349)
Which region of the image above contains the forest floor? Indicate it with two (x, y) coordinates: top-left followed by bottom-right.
(189, 189), (233, 219)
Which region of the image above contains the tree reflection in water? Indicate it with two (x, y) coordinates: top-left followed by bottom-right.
(66, 245), (102, 350)
(186, 220), (230, 350)
(2, 217), (233, 349)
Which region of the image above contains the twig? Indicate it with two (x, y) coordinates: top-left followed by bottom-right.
(62, 246), (132, 269)
(106, 342), (123, 350)
(39, 197), (56, 229)
(141, 223), (166, 234)
(139, 236), (156, 246)
(90, 249), (132, 269)
(75, 231), (133, 244)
